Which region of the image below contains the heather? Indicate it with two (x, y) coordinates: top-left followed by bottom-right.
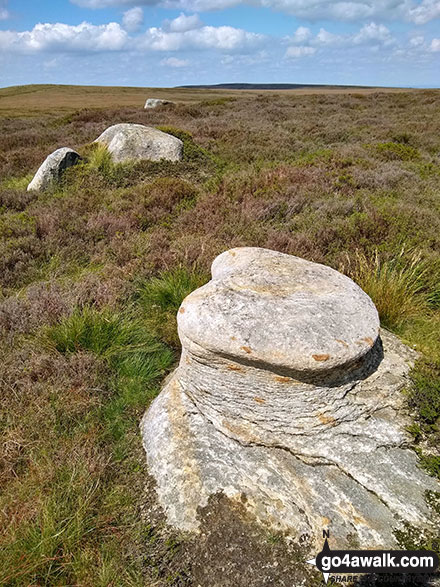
(1, 89), (440, 584)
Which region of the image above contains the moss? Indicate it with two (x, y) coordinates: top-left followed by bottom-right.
(394, 521), (440, 554)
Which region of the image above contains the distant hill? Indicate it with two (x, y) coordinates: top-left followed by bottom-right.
(178, 83), (376, 90)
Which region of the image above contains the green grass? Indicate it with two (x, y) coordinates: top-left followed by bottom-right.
(341, 248), (432, 329)
(1, 173), (33, 190)
(0, 305), (174, 585)
(2, 89), (440, 585)
(136, 267), (209, 347)
(408, 361), (440, 433)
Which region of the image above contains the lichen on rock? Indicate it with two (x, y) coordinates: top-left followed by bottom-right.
(27, 147), (80, 192)
(94, 123), (183, 163)
(141, 247), (439, 549)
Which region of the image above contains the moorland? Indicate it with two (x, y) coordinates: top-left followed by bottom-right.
(0, 84), (439, 586)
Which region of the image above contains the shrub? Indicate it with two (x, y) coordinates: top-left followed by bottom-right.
(372, 141), (420, 161)
(157, 125), (215, 164)
(341, 249), (430, 329)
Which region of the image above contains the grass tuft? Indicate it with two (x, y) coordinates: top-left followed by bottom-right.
(137, 267), (208, 347)
(43, 305), (174, 382)
(341, 249), (430, 330)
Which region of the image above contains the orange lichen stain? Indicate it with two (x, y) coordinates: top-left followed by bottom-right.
(312, 354), (330, 362)
(274, 376), (291, 383)
(227, 364), (245, 372)
(335, 339), (349, 348)
(222, 420), (259, 443)
(318, 413), (336, 425)
(253, 397), (266, 404)
(362, 337), (374, 347)
(321, 516), (331, 526)
(241, 346), (252, 354)
(230, 336), (237, 341)
(353, 514), (368, 525)
(179, 307), (185, 313)
(229, 251), (236, 256)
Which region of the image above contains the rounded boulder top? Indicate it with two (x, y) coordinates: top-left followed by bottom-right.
(178, 247), (380, 378)
(94, 123), (183, 163)
(144, 98), (173, 109)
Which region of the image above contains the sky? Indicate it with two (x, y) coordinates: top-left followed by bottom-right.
(0, 0), (439, 88)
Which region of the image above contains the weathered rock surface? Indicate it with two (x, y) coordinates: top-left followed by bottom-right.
(141, 247), (439, 550)
(144, 98), (174, 109)
(27, 147), (80, 192)
(94, 123), (183, 163)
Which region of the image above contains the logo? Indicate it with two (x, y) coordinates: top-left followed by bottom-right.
(307, 531), (439, 584)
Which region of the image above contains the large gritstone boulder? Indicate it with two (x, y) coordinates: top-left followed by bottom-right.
(94, 123), (183, 163)
(27, 147), (80, 192)
(141, 247), (439, 550)
(144, 98), (174, 109)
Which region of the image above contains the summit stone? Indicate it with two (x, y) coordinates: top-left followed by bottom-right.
(94, 123), (183, 163)
(141, 247), (439, 549)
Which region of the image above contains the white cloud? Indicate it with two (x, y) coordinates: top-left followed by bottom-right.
(352, 22), (393, 44)
(166, 13), (202, 32)
(408, 0), (440, 24)
(0, 21), (129, 53)
(122, 6), (143, 31)
(315, 28), (343, 45)
(0, 19), (263, 55)
(160, 56), (189, 66)
(287, 21), (394, 53)
(291, 26), (311, 44)
(70, 0), (440, 25)
(0, 0), (9, 20)
(285, 45), (316, 58)
(138, 24), (265, 51)
(430, 38), (440, 51)
(409, 35), (425, 46)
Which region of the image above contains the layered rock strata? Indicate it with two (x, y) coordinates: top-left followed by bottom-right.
(141, 247), (439, 549)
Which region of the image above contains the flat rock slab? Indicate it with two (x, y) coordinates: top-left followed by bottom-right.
(27, 147), (80, 192)
(94, 123), (183, 163)
(142, 247), (440, 550)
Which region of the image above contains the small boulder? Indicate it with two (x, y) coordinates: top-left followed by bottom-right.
(94, 123), (183, 163)
(27, 147), (80, 192)
(144, 98), (173, 109)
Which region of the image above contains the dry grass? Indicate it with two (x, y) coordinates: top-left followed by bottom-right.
(1, 87), (440, 584)
(341, 248), (431, 329)
(0, 83), (413, 116)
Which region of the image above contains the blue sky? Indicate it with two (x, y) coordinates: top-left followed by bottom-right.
(0, 0), (439, 87)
